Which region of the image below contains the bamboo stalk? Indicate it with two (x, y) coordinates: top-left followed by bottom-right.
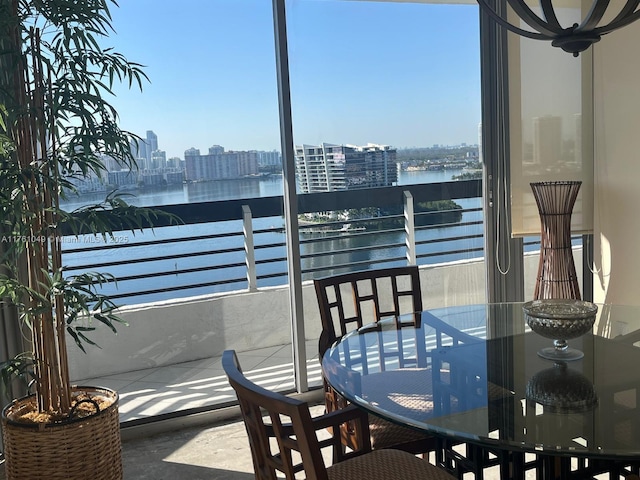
(8, 25), (72, 414)
(11, 25), (46, 411)
(48, 69), (71, 412)
(32, 29), (57, 413)
(37, 28), (69, 413)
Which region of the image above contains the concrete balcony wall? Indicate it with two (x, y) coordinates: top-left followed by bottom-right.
(68, 247), (585, 381)
(68, 259), (488, 381)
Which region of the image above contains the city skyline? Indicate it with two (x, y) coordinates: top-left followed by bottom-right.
(130, 130), (476, 164)
(107, 0), (481, 160)
(128, 131), (477, 167)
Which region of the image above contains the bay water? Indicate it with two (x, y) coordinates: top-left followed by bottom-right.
(60, 169), (485, 305)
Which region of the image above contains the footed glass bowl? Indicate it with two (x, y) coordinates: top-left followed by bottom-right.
(523, 299), (598, 361)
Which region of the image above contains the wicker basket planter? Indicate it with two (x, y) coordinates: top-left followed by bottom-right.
(1, 386), (122, 480)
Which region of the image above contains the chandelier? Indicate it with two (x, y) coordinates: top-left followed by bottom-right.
(476, 0), (640, 56)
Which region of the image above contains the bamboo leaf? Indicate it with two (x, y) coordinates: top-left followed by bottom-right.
(76, 331), (99, 347)
(66, 327), (87, 353)
(0, 0), (169, 417)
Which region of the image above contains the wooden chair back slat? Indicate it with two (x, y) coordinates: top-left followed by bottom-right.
(315, 266), (423, 358)
(223, 350), (330, 480)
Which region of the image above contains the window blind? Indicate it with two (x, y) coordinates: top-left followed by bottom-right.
(508, 4), (594, 237)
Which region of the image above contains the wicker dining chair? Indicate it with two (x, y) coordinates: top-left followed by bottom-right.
(314, 266), (439, 455)
(222, 350), (456, 480)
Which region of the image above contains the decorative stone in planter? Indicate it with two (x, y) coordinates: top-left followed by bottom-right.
(1, 386), (121, 480)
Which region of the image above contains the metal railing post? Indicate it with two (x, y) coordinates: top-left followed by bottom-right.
(404, 190), (416, 265)
(242, 205), (257, 291)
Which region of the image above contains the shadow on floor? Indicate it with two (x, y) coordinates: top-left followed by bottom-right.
(124, 463), (254, 480)
(122, 415), (257, 480)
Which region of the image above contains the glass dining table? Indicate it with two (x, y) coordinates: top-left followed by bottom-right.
(321, 303), (640, 480)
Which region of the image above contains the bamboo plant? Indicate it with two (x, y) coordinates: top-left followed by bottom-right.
(0, 0), (174, 420)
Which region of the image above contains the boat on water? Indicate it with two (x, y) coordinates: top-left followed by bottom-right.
(300, 223), (366, 234)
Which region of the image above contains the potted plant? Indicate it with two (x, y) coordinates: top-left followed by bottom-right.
(0, 1), (173, 478)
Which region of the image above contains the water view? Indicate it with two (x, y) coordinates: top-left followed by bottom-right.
(60, 168), (465, 209)
(60, 169), (485, 305)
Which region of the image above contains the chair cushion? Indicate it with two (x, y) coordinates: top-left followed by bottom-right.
(361, 368), (435, 418)
(361, 368), (435, 449)
(368, 415), (430, 449)
(327, 449), (455, 480)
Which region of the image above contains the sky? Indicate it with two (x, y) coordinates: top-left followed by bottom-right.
(106, 0), (481, 160)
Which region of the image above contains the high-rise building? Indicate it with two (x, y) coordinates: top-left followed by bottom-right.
(107, 170), (138, 188)
(167, 157), (182, 169)
(151, 149), (167, 169)
(145, 130), (158, 168)
(139, 171), (164, 186)
(165, 171), (184, 185)
(184, 148), (201, 181)
(65, 168), (108, 193)
(294, 143), (397, 194)
(257, 150), (282, 167)
(130, 138), (147, 167)
(573, 113), (582, 164)
(533, 115), (562, 170)
(184, 147), (258, 182)
(99, 153), (120, 172)
(478, 123), (483, 165)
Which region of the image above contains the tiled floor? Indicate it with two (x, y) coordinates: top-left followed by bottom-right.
(119, 402), (328, 480)
(77, 309), (492, 424)
(76, 341), (323, 423)
(0, 406), (624, 480)
(117, 415), (623, 480)
(1, 339), (631, 480)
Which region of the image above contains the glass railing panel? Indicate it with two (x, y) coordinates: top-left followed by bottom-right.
(286, 0), (482, 213)
(286, 0), (483, 410)
(61, 183), (485, 302)
(61, 0), (296, 423)
(59, 0), (488, 424)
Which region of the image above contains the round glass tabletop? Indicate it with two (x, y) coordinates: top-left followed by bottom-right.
(322, 303), (640, 460)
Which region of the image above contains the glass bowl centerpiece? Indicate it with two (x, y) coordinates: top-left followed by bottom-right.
(523, 299), (598, 361)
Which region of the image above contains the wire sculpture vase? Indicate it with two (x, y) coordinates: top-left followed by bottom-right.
(530, 181), (582, 300)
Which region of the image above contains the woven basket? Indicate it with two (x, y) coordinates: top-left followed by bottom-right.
(1, 386), (122, 480)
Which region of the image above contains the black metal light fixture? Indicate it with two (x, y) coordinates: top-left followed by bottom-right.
(476, 0), (640, 56)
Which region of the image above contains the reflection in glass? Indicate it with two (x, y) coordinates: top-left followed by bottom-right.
(526, 362), (597, 413)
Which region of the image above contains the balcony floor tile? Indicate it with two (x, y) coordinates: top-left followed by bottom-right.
(77, 343), (322, 423)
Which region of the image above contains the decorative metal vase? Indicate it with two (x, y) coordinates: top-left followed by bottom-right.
(523, 299), (597, 361)
(530, 181), (582, 300)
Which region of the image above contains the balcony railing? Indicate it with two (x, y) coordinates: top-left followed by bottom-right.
(60, 180), (484, 305)
(56, 179), (588, 425)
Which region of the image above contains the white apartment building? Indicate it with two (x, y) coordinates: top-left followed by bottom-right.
(294, 142), (397, 193)
(184, 147), (259, 182)
(257, 150), (282, 167)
